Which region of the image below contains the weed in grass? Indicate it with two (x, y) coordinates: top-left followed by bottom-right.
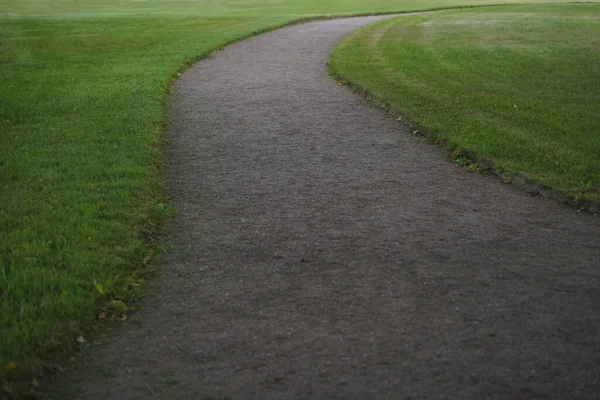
(93, 276), (120, 298)
(466, 163), (482, 173)
(455, 156), (471, 167)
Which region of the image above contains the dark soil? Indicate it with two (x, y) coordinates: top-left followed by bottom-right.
(65, 16), (600, 399)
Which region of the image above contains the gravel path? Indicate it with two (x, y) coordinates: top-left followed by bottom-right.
(70, 16), (600, 399)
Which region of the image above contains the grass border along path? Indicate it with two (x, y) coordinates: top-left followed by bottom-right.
(0, 13), (329, 396)
(0, 0), (593, 396)
(330, 3), (600, 210)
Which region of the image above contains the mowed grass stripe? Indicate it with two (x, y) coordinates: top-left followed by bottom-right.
(330, 3), (600, 206)
(0, 0), (578, 18)
(0, 0), (592, 390)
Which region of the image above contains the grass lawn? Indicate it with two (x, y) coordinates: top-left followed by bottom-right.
(0, 0), (592, 393)
(330, 3), (600, 206)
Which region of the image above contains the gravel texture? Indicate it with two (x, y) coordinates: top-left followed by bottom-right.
(65, 16), (600, 399)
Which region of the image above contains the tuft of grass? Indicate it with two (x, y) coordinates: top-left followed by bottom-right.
(330, 3), (600, 207)
(0, 0), (593, 394)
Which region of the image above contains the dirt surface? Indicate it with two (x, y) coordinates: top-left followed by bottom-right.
(66, 16), (600, 399)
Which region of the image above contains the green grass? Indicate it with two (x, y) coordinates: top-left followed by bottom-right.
(330, 3), (600, 205)
(0, 15), (296, 389)
(0, 0), (593, 393)
(0, 0), (579, 18)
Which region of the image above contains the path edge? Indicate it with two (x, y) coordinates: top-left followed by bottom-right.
(326, 24), (600, 215)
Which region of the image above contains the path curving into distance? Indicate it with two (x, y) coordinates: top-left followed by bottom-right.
(72, 16), (600, 399)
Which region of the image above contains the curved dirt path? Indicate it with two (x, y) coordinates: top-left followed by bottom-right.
(71, 16), (600, 399)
